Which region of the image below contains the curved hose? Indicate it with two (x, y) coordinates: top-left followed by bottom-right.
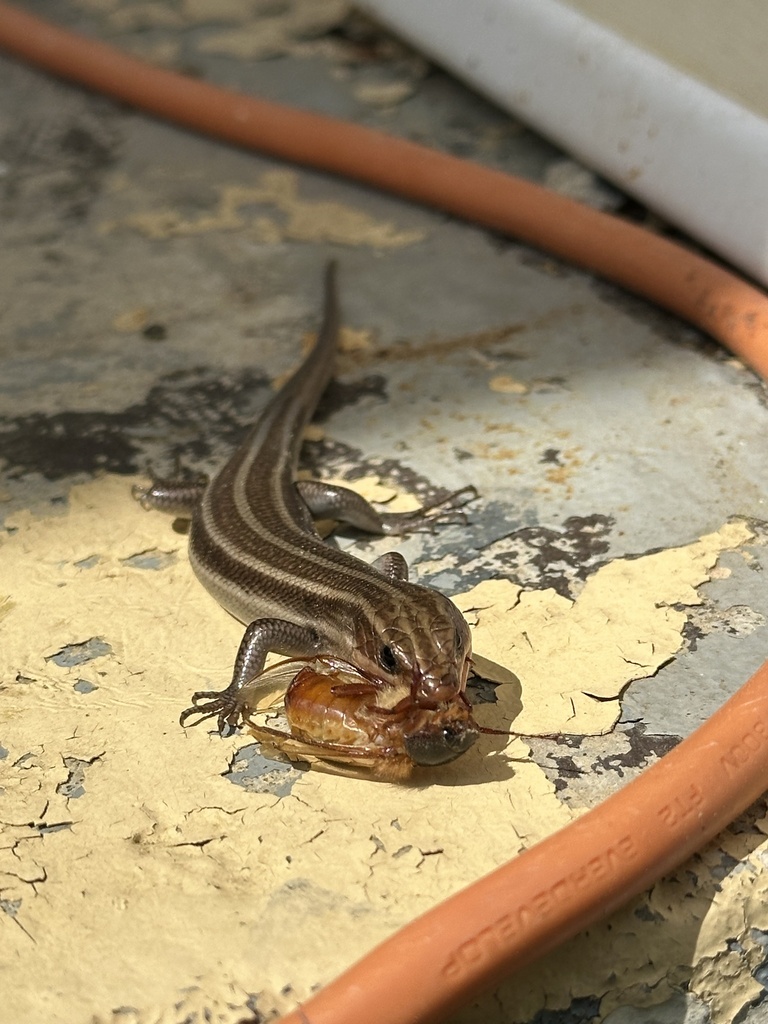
(1, 4), (767, 379)
(279, 659), (768, 1024)
(1, 5), (766, 1022)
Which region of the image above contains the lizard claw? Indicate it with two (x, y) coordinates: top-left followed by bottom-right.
(180, 687), (243, 735)
(420, 484), (479, 530)
(379, 484), (479, 536)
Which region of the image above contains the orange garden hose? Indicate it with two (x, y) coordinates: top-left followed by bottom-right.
(1, 5), (768, 1023)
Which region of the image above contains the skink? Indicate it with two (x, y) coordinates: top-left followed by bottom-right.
(135, 262), (477, 766)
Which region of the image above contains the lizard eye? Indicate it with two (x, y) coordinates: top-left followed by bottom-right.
(378, 644), (398, 673)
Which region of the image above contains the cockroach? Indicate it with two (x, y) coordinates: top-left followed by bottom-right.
(239, 657), (487, 780)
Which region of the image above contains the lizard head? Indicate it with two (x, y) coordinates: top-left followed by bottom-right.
(346, 584), (479, 767)
(354, 583), (473, 706)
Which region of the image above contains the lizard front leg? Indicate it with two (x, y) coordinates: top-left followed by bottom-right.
(180, 618), (322, 734)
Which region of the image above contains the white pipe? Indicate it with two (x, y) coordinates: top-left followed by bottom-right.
(359, 0), (768, 287)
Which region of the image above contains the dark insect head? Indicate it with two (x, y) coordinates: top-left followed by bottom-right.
(403, 720), (479, 766)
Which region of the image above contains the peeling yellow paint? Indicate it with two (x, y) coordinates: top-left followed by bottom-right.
(453, 520), (755, 735)
(108, 3), (183, 31)
(338, 324), (376, 352)
(111, 306), (150, 332)
(0, 476), (559, 1021)
(195, 0), (350, 60)
(181, 0), (256, 23)
(489, 374), (529, 395)
(462, 440), (522, 461)
(1, 477), (761, 1023)
(0, 594), (14, 622)
(73, 0), (352, 53)
(543, 448), (583, 487)
(301, 423), (325, 443)
(100, 171), (425, 248)
(352, 80), (417, 107)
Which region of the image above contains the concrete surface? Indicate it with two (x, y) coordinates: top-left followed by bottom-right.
(2, 3), (768, 1024)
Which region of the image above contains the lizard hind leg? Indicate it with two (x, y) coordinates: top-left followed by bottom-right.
(296, 479), (477, 537)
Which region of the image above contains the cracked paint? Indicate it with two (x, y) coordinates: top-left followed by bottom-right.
(1, 474), (765, 1022)
(0, 474), (565, 1022)
(453, 520), (755, 736)
(226, 742), (305, 797)
(4, 1), (768, 1019)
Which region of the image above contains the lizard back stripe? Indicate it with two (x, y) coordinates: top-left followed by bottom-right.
(189, 264), (409, 632)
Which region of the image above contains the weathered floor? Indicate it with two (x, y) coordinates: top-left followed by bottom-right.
(2, 3), (768, 1023)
